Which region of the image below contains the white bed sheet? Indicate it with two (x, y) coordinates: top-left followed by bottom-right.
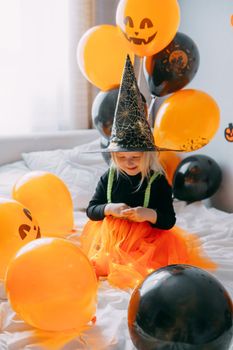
(0, 162), (233, 350)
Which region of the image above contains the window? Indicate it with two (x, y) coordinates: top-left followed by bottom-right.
(0, 0), (94, 135)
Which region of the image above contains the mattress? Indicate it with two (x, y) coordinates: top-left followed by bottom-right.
(0, 137), (233, 350)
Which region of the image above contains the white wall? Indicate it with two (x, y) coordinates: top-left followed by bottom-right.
(178, 0), (233, 211)
(178, 0), (233, 166)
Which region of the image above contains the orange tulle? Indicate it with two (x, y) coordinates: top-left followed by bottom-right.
(80, 217), (217, 289)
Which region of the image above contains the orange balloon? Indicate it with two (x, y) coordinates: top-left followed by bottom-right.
(158, 151), (181, 185)
(5, 238), (98, 331)
(12, 171), (74, 237)
(116, 0), (180, 57)
(77, 24), (134, 91)
(0, 198), (40, 280)
(154, 89), (220, 152)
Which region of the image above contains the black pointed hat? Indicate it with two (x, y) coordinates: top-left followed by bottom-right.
(106, 55), (157, 152)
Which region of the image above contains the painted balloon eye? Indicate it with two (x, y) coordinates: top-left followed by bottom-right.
(140, 18), (153, 29)
(23, 208), (32, 221)
(124, 16), (134, 28)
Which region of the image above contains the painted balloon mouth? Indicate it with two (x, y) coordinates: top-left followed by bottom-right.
(19, 224), (41, 239)
(124, 32), (157, 45)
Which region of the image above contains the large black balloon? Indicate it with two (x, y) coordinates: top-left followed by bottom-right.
(128, 265), (233, 350)
(172, 155), (222, 202)
(92, 88), (148, 139)
(144, 32), (200, 97)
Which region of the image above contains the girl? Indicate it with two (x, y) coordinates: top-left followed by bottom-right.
(80, 56), (216, 289)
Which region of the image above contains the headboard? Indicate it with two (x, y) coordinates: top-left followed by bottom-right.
(0, 129), (99, 166)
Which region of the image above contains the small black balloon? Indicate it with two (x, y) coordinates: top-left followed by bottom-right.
(100, 137), (111, 165)
(172, 155), (222, 202)
(92, 88), (148, 139)
(144, 32), (200, 97)
(92, 88), (119, 139)
(128, 265), (233, 350)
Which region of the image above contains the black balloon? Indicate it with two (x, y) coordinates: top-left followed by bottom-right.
(172, 155), (222, 202)
(100, 137), (111, 165)
(92, 88), (119, 139)
(128, 265), (233, 350)
(92, 88), (148, 139)
(144, 32), (200, 97)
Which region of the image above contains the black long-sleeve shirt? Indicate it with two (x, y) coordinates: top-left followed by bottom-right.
(86, 170), (176, 230)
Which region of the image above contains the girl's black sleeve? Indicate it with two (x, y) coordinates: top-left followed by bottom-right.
(149, 174), (176, 230)
(86, 171), (109, 221)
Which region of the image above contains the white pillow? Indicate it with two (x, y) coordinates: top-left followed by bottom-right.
(0, 161), (30, 198)
(22, 139), (108, 210)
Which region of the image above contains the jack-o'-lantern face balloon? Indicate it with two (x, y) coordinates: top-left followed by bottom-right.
(116, 0), (180, 57)
(0, 198), (41, 280)
(18, 208), (41, 240)
(224, 123), (233, 142)
(12, 171), (74, 237)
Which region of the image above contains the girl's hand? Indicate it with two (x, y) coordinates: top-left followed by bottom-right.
(122, 206), (157, 224)
(104, 203), (130, 218)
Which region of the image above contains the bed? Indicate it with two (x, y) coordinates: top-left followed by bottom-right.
(0, 129), (233, 350)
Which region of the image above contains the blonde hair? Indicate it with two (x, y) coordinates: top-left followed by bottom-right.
(111, 151), (164, 188)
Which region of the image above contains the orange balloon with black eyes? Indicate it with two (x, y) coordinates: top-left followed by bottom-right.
(0, 197), (41, 281)
(12, 171), (74, 237)
(116, 0), (180, 57)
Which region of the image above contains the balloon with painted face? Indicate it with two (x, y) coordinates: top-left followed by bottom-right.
(173, 155), (222, 202)
(0, 198), (41, 280)
(116, 0), (180, 57)
(144, 32), (200, 97)
(12, 171), (74, 237)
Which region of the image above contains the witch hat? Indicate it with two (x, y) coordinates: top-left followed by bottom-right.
(105, 55), (157, 152)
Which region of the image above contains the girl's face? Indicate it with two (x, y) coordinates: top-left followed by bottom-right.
(115, 152), (143, 176)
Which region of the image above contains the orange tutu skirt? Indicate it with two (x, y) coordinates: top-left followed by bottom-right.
(80, 217), (217, 289)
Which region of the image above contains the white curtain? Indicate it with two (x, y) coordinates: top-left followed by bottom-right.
(0, 0), (94, 135)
